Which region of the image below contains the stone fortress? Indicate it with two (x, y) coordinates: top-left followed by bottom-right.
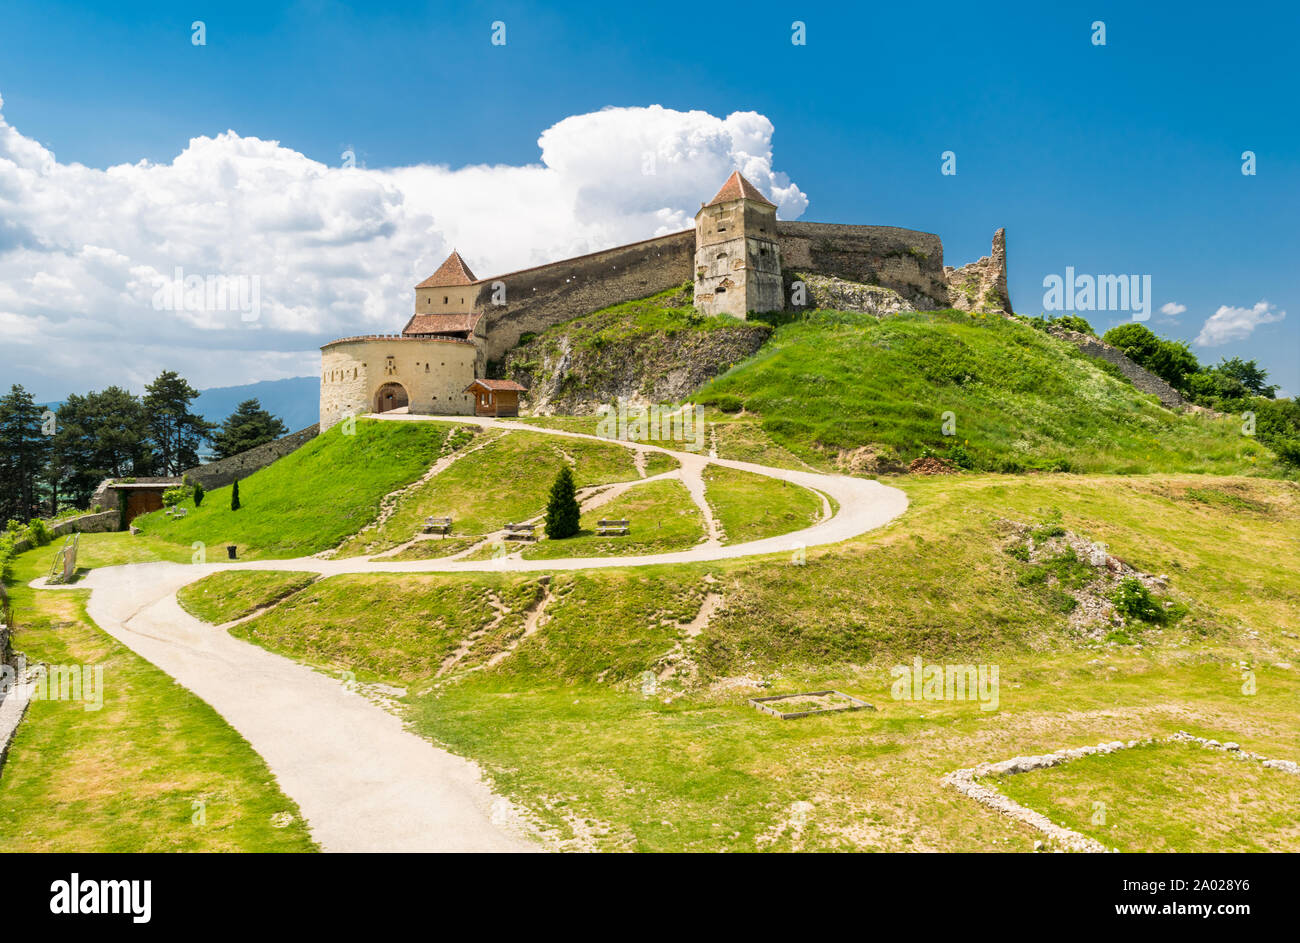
(319, 171), (1010, 430)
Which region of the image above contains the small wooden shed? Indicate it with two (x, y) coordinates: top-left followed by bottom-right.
(464, 379), (527, 418)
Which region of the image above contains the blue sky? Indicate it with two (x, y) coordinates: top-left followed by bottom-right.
(1, 0), (1296, 397)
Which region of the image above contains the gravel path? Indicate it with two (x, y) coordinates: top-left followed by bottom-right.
(32, 413), (909, 852)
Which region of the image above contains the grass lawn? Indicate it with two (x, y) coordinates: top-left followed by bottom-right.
(135, 419), (459, 559)
(522, 478), (705, 559)
(694, 309), (1286, 476)
(228, 572), (546, 683)
(702, 464), (825, 544)
(990, 740), (1300, 852)
(211, 473), (1300, 851)
(177, 570), (318, 624)
(0, 539), (317, 851)
(334, 430), (678, 556)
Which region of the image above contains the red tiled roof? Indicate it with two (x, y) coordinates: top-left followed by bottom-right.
(704, 171), (776, 208)
(415, 250), (477, 288)
(402, 312), (483, 336)
(465, 378), (527, 392)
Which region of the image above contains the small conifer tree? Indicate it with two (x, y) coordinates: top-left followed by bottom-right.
(231, 480), (241, 511)
(193, 482), (205, 507)
(544, 466), (580, 539)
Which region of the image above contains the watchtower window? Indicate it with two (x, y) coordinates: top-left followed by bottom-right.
(443, 296), (449, 303)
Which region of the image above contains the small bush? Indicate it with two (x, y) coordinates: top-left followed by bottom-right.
(699, 393), (744, 413)
(162, 487), (188, 508)
(193, 483), (205, 507)
(1112, 577), (1164, 624)
(26, 519), (51, 547)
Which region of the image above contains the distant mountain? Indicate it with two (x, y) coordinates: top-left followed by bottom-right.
(194, 376), (319, 433)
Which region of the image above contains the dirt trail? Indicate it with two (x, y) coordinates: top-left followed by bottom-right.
(31, 412), (909, 853)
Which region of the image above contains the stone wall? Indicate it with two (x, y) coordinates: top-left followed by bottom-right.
(476, 230), (696, 362)
(50, 511), (119, 536)
(184, 424), (323, 489)
(945, 228), (1011, 313)
(320, 335), (478, 431)
(776, 221), (950, 310)
(1048, 326), (1184, 408)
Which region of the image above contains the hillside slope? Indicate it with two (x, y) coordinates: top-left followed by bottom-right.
(694, 309), (1283, 476)
(503, 287), (770, 414)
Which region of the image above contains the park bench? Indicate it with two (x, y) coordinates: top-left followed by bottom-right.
(424, 515), (452, 535)
(596, 518), (630, 536)
(503, 522), (536, 541)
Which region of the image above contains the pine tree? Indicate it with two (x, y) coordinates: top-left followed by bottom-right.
(143, 370), (214, 475)
(544, 466), (580, 539)
(0, 385), (51, 522)
(212, 399), (289, 459)
(193, 482), (205, 507)
(231, 479), (241, 511)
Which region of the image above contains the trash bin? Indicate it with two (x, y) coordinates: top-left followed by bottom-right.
(227, 545), (237, 560)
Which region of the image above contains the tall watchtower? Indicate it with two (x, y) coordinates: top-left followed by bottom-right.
(693, 171), (783, 318)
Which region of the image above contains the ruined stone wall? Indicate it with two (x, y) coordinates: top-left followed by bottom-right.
(776, 221), (950, 309)
(184, 425), (321, 491)
(320, 336), (478, 430)
(1047, 326), (1184, 408)
(945, 228), (1011, 313)
(476, 230), (696, 362)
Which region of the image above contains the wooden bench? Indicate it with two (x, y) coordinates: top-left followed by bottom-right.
(597, 518), (630, 536)
(503, 522), (536, 541)
(424, 515), (452, 535)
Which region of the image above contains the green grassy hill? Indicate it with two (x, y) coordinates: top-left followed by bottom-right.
(137, 419), (463, 559)
(693, 309), (1282, 476)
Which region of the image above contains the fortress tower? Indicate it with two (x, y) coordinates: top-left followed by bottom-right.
(692, 171), (783, 318)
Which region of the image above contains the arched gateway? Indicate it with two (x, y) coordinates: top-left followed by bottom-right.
(374, 382), (409, 413)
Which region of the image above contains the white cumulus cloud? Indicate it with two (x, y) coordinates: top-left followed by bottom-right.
(0, 96), (806, 398)
(1159, 302), (1186, 316)
(1194, 301), (1286, 347)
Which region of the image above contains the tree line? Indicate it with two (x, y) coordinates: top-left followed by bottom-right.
(0, 371), (288, 522)
(1041, 315), (1300, 466)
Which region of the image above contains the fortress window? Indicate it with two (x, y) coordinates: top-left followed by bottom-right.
(443, 296), (449, 303)
(716, 251), (727, 259)
(425, 364), (430, 372)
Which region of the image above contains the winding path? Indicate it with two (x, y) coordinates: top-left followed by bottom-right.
(33, 413), (909, 852)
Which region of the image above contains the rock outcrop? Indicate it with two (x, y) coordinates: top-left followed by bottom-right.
(789, 274), (915, 317)
(504, 318), (770, 415)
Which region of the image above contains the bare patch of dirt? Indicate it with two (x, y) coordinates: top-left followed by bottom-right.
(908, 455), (958, 475)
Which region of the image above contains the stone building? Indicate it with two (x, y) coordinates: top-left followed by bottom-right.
(318, 170), (1010, 431)
(693, 171), (783, 317)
